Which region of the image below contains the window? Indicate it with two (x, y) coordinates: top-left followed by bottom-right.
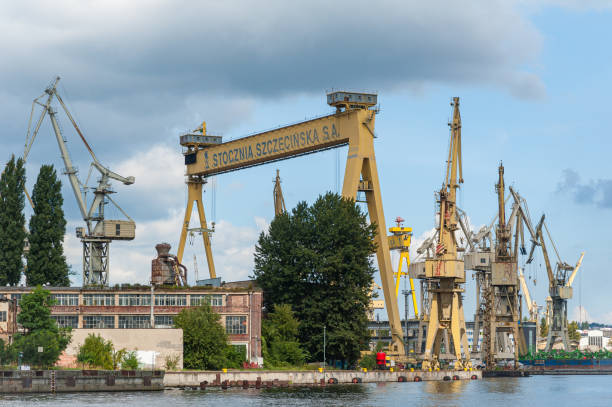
(190, 294), (223, 307)
(154, 315), (175, 328)
(82, 315), (115, 328)
(83, 294), (115, 306)
(0, 311), (6, 322)
(52, 294), (79, 306)
(118, 294), (151, 306)
(53, 315), (78, 328)
(155, 294), (186, 306)
(225, 316), (247, 334)
(115, 223), (121, 236)
(118, 315), (151, 329)
(11, 294), (22, 306)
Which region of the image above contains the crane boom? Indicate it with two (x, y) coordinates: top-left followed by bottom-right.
(519, 268), (535, 319)
(566, 252), (585, 288)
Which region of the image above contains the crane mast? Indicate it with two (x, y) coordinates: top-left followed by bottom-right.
(25, 77), (136, 286)
(421, 97), (471, 371)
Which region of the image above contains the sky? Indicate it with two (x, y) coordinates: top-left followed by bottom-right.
(1, 0), (611, 324)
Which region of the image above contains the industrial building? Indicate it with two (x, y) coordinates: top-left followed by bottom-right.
(0, 283), (263, 368)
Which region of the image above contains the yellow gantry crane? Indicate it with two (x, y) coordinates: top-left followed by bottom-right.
(388, 217), (418, 317)
(177, 91), (407, 358)
(420, 97), (471, 371)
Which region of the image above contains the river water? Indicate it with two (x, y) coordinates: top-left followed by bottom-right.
(0, 375), (610, 406)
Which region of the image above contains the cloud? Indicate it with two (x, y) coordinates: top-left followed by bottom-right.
(64, 212), (268, 286)
(0, 0), (555, 164)
(557, 169), (612, 208)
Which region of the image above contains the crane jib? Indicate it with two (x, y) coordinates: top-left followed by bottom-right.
(187, 119), (346, 176)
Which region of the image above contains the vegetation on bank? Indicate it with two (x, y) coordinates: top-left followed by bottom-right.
(175, 303), (245, 370)
(0, 287), (72, 368)
(521, 349), (612, 360)
(77, 334), (139, 370)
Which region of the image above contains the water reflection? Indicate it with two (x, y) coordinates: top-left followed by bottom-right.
(424, 380), (467, 395)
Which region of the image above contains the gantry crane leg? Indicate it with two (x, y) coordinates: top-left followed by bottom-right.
(177, 177), (216, 279)
(341, 119), (405, 357)
(395, 253), (419, 318)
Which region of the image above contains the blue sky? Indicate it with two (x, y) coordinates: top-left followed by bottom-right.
(1, 1), (610, 323)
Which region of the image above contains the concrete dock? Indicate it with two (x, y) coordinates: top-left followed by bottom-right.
(164, 369), (481, 388)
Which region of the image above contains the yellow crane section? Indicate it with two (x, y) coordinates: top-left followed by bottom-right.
(567, 252), (584, 288)
(519, 268), (538, 322)
(388, 217), (418, 318)
(273, 169), (287, 216)
(179, 92), (407, 358)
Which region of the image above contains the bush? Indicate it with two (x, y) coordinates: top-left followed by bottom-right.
(77, 334), (114, 369)
(121, 351), (139, 370)
(164, 354), (180, 371)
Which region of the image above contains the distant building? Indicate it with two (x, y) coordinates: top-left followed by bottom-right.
(0, 284), (263, 368)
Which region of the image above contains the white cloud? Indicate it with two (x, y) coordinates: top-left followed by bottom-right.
(64, 211), (268, 286)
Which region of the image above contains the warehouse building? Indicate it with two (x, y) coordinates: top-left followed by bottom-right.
(0, 282), (263, 369)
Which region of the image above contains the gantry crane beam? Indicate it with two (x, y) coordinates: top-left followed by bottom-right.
(180, 93), (407, 357)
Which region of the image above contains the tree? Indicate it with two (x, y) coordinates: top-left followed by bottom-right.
(174, 304), (242, 370)
(77, 334), (114, 369)
(77, 333), (134, 369)
(13, 286), (71, 367)
(0, 155), (27, 286)
(26, 165), (70, 286)
(262, 304), (308, 367)
(253, 192), (376, 365)
(540, 317), (548, 338)
(568, 321), (581, 342)
(121, 351), (139, 370)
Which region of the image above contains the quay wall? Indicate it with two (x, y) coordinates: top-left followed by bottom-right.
(164, 369), (481, 387)
(0, 370), (164, 393)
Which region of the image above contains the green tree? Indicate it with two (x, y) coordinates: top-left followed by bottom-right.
(121, 351), (139, 370)
(262, 304), (308, 367)
(568, 321), (581, 342)
(540, 317), (548, 338)
(253, 192), (376, 365)
(26, 165), (70, 286)
(175, 304), (242, 370)
(0, 338), (17, 366)
(13, 287), (71, 367)
(0, 155), (27, 286)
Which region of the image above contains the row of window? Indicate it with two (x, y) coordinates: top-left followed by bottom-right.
(11, 293), (225, 307)
(51, 314), (245, 333)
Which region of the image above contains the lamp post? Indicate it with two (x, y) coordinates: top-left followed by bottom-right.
(323, 325), (326, 370)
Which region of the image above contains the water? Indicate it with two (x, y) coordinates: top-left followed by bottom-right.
(0, 376), (610, 406)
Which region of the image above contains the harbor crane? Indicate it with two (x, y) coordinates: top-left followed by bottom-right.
(24, 77), (136, 285)
(527, 215), (584, 351)
(178, 91), (408, 359)
(414, 97), (471, 371)
(466, 166), (538, 367)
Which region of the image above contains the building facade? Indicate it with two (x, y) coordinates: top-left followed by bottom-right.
(0, 284), (263, 367)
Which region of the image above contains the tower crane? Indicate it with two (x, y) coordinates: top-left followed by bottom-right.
(527, 215), (584, 351)
(24, 77), (136, 286)
(419, 97), (471, 371)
